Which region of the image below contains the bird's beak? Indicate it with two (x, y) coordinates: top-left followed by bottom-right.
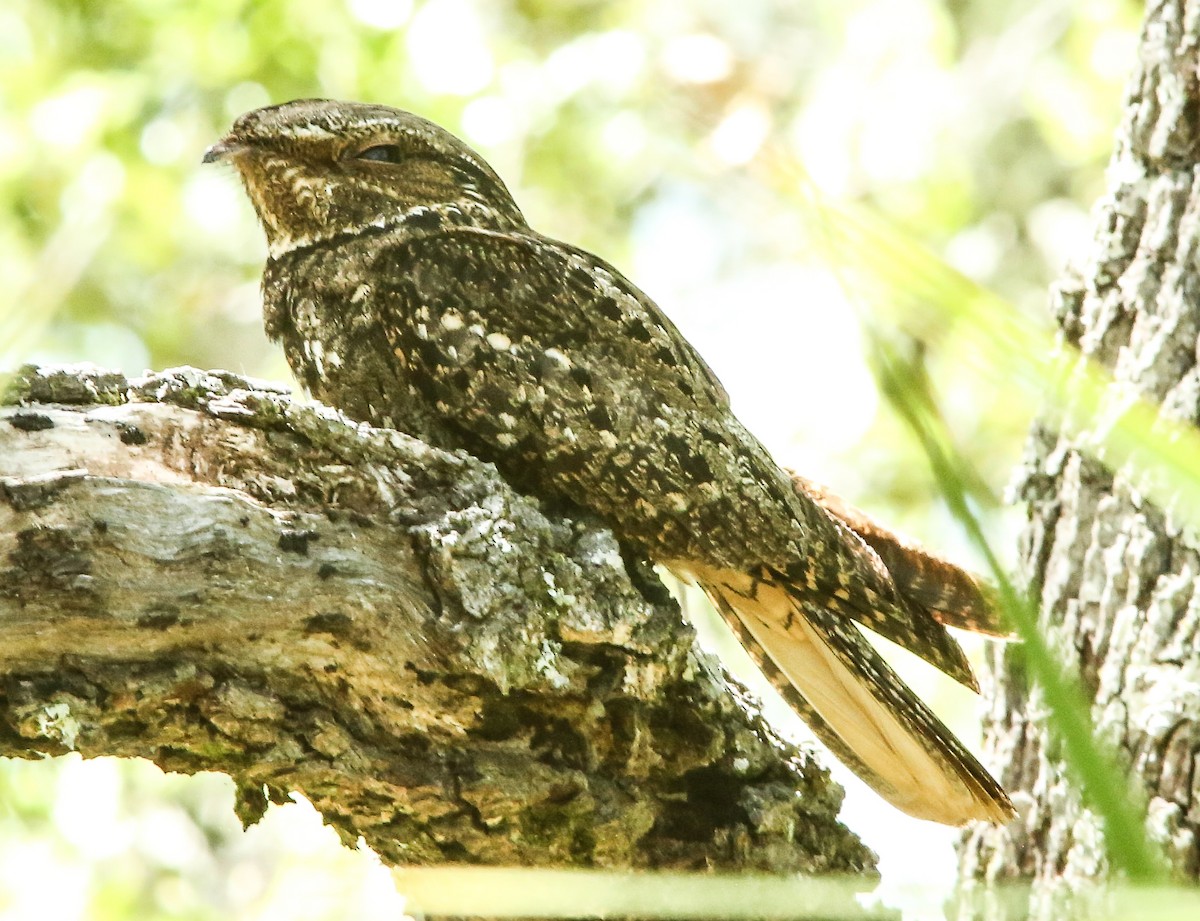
(202, 137), (250, 164)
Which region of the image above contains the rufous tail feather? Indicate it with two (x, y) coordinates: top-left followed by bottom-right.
(789, 472), (1012, 638)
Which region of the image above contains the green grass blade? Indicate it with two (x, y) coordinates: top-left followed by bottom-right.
(870, 336), (1167, 883)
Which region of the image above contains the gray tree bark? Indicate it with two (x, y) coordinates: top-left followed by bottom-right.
(0, 363), (874, 878)
(959, 0), (1200, 914)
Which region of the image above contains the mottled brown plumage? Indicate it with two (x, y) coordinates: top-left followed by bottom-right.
(205, 99), (1013, 826)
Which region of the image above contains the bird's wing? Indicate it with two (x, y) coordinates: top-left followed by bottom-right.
(377, 227), (731, 413)
(374, 227), (975, 686)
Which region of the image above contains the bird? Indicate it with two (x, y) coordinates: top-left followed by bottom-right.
(204, 99), (1014, 826)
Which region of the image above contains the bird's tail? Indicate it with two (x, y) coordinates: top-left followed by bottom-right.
(680, 563), (1014, 826)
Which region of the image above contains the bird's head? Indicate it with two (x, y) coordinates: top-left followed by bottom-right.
(204, 99), (527, 257)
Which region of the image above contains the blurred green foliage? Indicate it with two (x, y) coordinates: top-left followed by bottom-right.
(1, 0), (1145, 917)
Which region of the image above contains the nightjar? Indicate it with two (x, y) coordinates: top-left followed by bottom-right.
(205, 99), (1013, 826)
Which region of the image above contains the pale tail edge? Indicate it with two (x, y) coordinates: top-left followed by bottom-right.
(677, 563), (1014, 827)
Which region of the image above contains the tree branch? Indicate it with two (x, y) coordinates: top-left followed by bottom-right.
(0, 364), (872, 874)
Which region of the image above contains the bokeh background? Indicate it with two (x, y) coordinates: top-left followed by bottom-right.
(1, 0), (1140, 918)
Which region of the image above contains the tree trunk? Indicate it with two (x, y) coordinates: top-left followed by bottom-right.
(959, 0), (1200, 913)
(0, 364), (874, 878)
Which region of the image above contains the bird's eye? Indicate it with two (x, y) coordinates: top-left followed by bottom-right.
(353, 144), (404, 163)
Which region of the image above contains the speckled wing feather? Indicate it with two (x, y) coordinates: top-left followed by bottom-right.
(372, 226), (835, 569)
